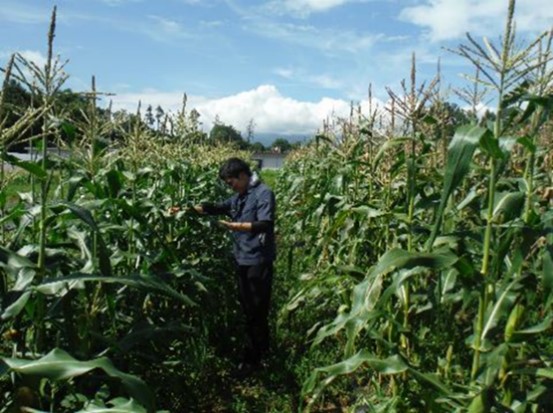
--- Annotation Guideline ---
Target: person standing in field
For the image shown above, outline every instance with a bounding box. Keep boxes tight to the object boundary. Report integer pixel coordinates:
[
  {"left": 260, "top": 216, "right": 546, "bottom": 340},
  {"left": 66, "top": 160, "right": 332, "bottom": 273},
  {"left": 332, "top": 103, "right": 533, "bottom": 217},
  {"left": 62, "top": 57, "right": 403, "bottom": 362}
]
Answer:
[{"left": 170, "top": 157, "right": 276, "bottom": 373}]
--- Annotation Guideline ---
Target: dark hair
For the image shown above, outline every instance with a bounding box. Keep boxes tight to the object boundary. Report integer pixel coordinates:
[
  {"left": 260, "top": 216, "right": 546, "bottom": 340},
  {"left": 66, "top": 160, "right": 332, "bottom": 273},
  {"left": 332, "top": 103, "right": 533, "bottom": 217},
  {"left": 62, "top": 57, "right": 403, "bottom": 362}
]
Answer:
[{"left": 218, "top": 157, "right": 252, "bottom": 180}]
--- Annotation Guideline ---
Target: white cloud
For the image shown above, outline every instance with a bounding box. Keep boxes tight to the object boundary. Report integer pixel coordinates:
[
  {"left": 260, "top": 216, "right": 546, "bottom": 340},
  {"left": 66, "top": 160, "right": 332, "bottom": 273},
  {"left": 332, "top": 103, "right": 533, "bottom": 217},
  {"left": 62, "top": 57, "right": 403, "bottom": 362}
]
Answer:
[
  {"left": 272, "top": 0, "right": 349, "bottom": 15},
  {"left": 0, "top": 50, "right": 53, "bottom": 86},
  {"left": 131, "top": 15, "right": 197, "bottom": 43},
  {"left": 308, "top": 74, "right": 343, "bottom": 89},
  {"left": 99, "top": 0, "right": 144, "bottom": 6},
  {"left": 264, "top": 0, "right": 367, "bottom": 17},
  {"left": 248, "top": 21, "right": 382, "bottom": 53},
  {"left": 273, "top": 67, "right": 344, "bottom": 89},
  {"left": 273, "top": 67, "right": 295, "bottom": 79},
  {"left": 0, "top": 3, "right": 49, "bottom": 24},
  {"left": 106, "top": 89, "right": 183, "bottom": 115},
  {"left": 108, "top": 84, "right": 379, "bottom": 136},
  {"left": 148, "top": 15, "right": 184, "bottom": 34},
  {"left": 400, "top": 0, "right": 553, "bottom": 42},
  {"left": 200, "top": 20, "right": 224, "bottom": 28},
  {"left": 462, "top": 102, "right": 494, "bottom": 119},
  {"left": 17, "top": 50, "right": 48, "bottom": 69}
]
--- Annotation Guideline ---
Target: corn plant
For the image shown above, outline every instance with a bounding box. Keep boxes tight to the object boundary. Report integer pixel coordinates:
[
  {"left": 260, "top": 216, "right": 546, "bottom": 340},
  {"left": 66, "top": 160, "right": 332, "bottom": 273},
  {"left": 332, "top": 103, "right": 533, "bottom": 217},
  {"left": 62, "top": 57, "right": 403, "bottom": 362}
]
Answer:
[
  {"left": 276, "top": 1, "right": 553, "bottom": 411},
  {"left": 0, "top": 7, "right": 257, "bottom": 411}
]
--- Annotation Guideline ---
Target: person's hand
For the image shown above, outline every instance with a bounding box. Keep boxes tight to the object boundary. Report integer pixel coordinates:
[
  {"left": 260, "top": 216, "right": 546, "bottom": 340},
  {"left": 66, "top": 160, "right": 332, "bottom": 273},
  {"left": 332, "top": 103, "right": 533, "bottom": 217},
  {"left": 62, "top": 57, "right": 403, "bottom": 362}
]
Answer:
[
  {"left": 218, "top": 220, "right": 233, "bottom": 230},
  {"left": 168, "top": 206, "right": 181, "bottom": 215},
  {"left": 218, "top": 221, "right": 251, "bottom": 231},
  {"left": 218, "top": 220, "right": 240, "bottom": 231},
  {"left": 168, "top": 205, "right": 203, "bottom": 215}
]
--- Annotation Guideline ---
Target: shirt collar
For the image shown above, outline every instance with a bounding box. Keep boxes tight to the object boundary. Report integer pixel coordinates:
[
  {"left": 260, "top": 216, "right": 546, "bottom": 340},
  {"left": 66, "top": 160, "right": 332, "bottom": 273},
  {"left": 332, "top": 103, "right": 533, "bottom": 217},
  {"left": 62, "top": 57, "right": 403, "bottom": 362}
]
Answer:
[{"left": 247, "top": 172, "right": 261, "bottom": 192}]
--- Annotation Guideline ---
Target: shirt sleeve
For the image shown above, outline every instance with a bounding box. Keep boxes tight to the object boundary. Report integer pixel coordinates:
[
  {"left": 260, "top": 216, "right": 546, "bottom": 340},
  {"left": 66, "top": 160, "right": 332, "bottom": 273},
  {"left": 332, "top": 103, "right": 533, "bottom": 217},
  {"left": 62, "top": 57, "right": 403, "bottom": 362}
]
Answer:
[
  {"left": 256, "top": 188, "right": 275, "bottom": 222},
  {"left": 251, "top": 220, "right": 272, "bottom": 233},
  {"left": 201, "top": 197, "right": 232, "bottom": 216}
]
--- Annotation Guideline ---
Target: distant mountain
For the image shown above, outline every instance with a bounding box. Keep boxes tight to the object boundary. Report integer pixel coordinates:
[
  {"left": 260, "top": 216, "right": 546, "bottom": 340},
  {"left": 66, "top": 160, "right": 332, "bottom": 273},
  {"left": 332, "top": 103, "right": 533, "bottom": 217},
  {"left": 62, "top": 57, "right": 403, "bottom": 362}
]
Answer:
[{"left": 249, "top": 133, "right": 312, "bottom": 146}]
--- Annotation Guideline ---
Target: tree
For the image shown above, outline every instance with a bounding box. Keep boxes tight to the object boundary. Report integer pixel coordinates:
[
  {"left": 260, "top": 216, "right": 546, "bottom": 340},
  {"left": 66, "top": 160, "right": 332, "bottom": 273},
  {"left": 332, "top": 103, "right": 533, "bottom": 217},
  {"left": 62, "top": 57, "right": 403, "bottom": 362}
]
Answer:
[
  {"left": 250, "top": 142, "right": 266, "bottom": 153},
  {"left": 209, "top": 123, "right": 247, "bottom": 149},
  {"left": 155, "top": 105, "right": 164, "bottom": 131},
  {"left": 145, "top": 105, "right": 155, "bottom": 128},
  {"left": 270, "top": 137, "right": 292, "bottom": 153},
  {"left": 246, "top": 118, "right": 256, "bottom": 143}
]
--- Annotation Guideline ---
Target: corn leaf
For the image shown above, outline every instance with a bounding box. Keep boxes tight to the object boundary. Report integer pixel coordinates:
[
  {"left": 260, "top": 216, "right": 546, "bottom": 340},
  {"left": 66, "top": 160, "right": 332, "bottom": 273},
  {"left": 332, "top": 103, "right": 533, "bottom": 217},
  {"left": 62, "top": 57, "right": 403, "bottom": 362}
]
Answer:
[
  {"left": 76, "top": 398, "right": 148, "bottom": 413},
  {"left": 1, "top": 291, "right": 31, "bottom": 320},
  {"left": 492, "top": 191, "right": 525, "bottom": 222},
  {"left": 35, "top": 273, "right": 196, "bottom": 307},
  {"left": 0, "top": 151, "right": 47, "bottom": 179},
  {"left": 302, "top": 351, "right": 407, "bottom": 405},
  {"left": 0, "top": 349, "right": 155, "bottom": 413},
  {"left": 481, "top": 278, "right": 522, "bottom": 342},
  {"left": 314, "top": 249, "right": 458, "bottom": 348},
  {"left": 543, "top": 249, "right": 553, "bottom": 307},
  {"left": 467, "top": 388, "right": 493, "bottom": 413},
  {"left": 427, "top": 125, "right": 490, "bottom": 250}
]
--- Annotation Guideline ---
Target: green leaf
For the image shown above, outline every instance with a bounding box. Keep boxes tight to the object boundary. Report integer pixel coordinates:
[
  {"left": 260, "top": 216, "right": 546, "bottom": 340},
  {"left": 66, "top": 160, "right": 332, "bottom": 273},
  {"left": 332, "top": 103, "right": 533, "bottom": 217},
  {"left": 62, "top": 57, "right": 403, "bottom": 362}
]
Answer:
[
  {"left": 0, "top": 349, "right": 155, "bottom": 413},
  {"left": 0, "top": 204, "right": 25, "bottom": 226},
  {"left": 1, "top": 291, "right": 31, "bottom": 320},
  {"left": 519, "top": 94, "right": 553, "bottom": 126},
  {"left": 407, "top": 368, "right": 451, "bottom": 395},
  {"left": 0, "top": 151, "right": 47, "bottom": 179},
  {"left": 481, "top": 278, "right": 521, "bottom": 343},
  {"left": 0, "top": 246, "right": 37, "bottom": 307},
  {"left": 467, "top": 388, "right": 493, "bottom": 413},
  {"left": 61, "top": 120, "right": 77, "bottom": 139},
  {"left": 517, "top": 136, "right": 537, "bottom": 154},
  {"left": 373, "top": 137, "right": 409, "bottom": 169},
  {"left": 314, "top": 249, "right": 458, "bottom": 348},
  {"left": 501, "top": 80, "right": 530, "bottom": 108},
  {"left": 512, "top": 367, "right": 553, "bottom": 380},
  {"left": 369, "top": 248, "right": 459, "bottom": 278},
  {"left": 116, "top": 322, "right": 193, "bottom": 352},
  {"left": 513, "top": 316, "right": 553, "bottom": 336},
  {"left": 427, "top": 125, "right": 490, "bottom": 250},
  {"left": 543, "top": 249, "right": 553, "bottom": 307},
  {"left": 535, "top": 368, "right": 553, "bottom": 379},
  {"left": 76, "top": 398, "right": 148, "bottom": 413},
  {"left": 422, "top": 114, "right": 438, "bottom": 125},
  {"left": 0, "top": 245, "right": 37, "bottom": 271},
  {"left": 303, "top": 351, "right": 407, "bottom": 401},
  {"left": 318, "top": 352, "right": 407, "bottom": 376},
  {"left": 351, "top": 205, "right": 386, "bottom": 218},
  {"left": 54, "top": 202, "right": 112, "bottom": 276},
  {"left": 479, "top": 131, "right": 504, "bottom": 159},
  {"left": 492, "top": 192, "right": 524, "bottom": 223},
  {"left": 58, "top": 202, "right": 99, "bottom": 231},
  {"left": 35, "top": 273, "right": 196, "bottom": 307},
  {"left": 106, "top": 169, "right": 123, "bottom": 198}
]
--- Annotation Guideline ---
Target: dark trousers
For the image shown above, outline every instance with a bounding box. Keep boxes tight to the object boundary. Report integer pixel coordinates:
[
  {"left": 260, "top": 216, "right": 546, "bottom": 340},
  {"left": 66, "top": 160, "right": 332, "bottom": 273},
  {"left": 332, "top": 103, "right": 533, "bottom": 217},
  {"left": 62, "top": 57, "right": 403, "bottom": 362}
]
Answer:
[{"left": 236, "top": 261, "right": 273, "bottom": 364}]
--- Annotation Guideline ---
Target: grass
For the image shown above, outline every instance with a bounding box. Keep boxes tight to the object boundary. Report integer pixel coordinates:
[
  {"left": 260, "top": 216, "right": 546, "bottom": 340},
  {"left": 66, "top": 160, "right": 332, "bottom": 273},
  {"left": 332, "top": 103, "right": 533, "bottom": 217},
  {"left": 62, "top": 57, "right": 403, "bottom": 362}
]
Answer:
[
  {"left": 2, "top": 170, "right": 31, "bottom": 206},
  {"left": 260, "top": 168, "right": 279, "bottom": 189}
]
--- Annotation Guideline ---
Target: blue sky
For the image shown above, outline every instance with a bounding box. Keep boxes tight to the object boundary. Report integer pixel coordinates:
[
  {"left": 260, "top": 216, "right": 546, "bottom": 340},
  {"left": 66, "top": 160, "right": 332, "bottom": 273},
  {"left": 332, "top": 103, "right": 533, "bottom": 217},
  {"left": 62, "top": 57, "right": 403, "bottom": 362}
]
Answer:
[{"left": 1, "top": 0, "right": 552, "bottom": 142}]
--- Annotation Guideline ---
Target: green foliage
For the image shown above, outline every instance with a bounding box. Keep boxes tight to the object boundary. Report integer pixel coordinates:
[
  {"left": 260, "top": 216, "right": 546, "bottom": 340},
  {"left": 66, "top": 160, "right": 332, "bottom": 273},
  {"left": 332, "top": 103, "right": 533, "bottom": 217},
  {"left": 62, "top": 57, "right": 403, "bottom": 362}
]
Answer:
[
  {"left": 2, "top": 2, "right": 553, "bottom": 412},
  {"left": 1, "top": 349, "right": 155, "bottom": 412},
  {"left": 209, "top": 123, "right": 247, "bottom": 149},
  {"left": 273, "top": 6, "right": 553, "bottom": 408},
  {"left": 271, "top": 137, "right": 293, "bottom": 152}
]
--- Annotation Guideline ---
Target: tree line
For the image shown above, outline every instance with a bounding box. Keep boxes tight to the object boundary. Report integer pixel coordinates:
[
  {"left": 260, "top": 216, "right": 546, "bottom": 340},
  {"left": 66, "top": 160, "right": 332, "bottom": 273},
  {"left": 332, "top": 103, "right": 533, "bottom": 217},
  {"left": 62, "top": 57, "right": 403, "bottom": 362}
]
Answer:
[{"left": 1, "top": 79, "right": 300, "bottom": 154}]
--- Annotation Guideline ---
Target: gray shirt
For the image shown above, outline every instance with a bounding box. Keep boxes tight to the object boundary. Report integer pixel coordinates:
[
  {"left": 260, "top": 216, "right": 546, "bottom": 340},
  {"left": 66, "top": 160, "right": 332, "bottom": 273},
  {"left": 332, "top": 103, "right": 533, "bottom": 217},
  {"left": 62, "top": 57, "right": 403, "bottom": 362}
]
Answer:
[{"left": 203, "top": 179, "right": 276, "bottom": 265}]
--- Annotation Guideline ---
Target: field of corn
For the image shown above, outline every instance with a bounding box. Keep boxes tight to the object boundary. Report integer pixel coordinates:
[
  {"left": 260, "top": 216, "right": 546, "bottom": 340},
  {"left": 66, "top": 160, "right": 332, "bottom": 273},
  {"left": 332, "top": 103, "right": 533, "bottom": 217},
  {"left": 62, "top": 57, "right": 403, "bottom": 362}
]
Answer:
[{"left": 1, "top": 1, "right": 553, "bottom": 412}]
